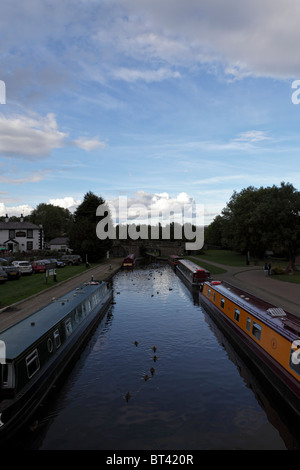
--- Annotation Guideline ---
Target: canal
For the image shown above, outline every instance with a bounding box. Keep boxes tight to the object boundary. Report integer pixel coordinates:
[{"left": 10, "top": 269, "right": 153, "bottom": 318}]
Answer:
[{"left": 14, "top": 263, "right": 300, "bottom": 450}]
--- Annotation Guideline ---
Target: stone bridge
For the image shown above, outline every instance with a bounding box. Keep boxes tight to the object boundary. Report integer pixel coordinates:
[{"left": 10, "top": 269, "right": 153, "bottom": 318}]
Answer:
[{"left": 110, "top": 239, "right": 186, "bottom": 258}]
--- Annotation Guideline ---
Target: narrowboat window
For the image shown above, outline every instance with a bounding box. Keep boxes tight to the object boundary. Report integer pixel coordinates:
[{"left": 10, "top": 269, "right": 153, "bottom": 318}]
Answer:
[
  {"left": 289, "top": 341, "right": 300, "bottom": 376},
  {"left": 47, "top": 337, "right": 54, "bottom": 353},
  {"left": 220, "top": 298, "right": 225, "bottom": 308},
  {"left": 65, "top": 318, "right": 73, "bottom": 337},
  {"left": 234, "top": 308, "right": 240, "bottom": 322},
  {"left": 207, "top": 289, "right": 211, "bottom": 298},
  {"left": 26, "top": 349, "right": 40, "bottom": 379},
  {"left": 54, "top": 329, "right": 61, "bottom": 348},
  {"left": 213, "top": 293, "right": 216, "bottom": 302},
  {"left": 1, "top": 363, "right": 15, "bottom": 388},
  {"left": 252, "top": 321, "right": 262, "bottom": 341},
  {"left": 246, "top": 317, "right": 251, "bottom": 332}
]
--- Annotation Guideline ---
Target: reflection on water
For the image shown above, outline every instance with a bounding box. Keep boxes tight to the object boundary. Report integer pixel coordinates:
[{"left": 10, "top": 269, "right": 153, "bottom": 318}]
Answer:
[{"left": 12, "top": 264, "right": 300, "bottom": 449}]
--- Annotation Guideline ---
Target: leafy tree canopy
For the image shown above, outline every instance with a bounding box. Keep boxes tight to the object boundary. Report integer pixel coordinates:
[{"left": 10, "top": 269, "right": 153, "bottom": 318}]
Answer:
[
  {"left": 206, "top": 182, "right": 300, "bottom": 262},
  {"left": 69, "top": 191, "right": 113, "bottom": 262}
]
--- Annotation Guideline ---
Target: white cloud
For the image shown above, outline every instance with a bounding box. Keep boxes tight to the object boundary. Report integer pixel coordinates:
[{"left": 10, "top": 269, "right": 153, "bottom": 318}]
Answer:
[
  {"left": 0, "top": 170, "right": 51, "bottom": 185},
  {"left": 0, "top": 202, "right": 33, "bottom": 217},
  {"left": 112, "top": 67, "right": 181, "bottom": 83},
  {"left": 0, "top": 112, "right": 66, "bottom": 159},
  {"left": 74, "top": 137, "right": 106, "bottom": 151},
  {"left": 48, "top": 197, "right": 82, "bottom": 212},
  {"left": 233, "top": 130, "right": 271, "bottom": 143}
]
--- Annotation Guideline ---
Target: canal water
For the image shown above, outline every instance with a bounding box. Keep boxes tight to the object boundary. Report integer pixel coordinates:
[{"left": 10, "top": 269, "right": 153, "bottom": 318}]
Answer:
[{"left": 15, "top": 264, "right": 300, "bottom": 450}]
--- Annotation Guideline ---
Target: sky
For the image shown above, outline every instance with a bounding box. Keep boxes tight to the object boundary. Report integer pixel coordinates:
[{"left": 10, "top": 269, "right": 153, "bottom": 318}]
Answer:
[{"left": 1, "top": 0, "right": 300, "bottom": 227}]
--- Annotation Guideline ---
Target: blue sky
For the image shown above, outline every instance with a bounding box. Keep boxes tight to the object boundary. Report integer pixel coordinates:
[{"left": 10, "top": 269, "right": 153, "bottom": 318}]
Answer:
[{"left": 1, "top": 0, "right": 300, "bottom": 225}]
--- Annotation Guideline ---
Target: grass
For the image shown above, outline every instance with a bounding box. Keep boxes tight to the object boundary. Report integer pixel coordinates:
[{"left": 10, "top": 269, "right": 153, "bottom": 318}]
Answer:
[
  {"left": 190, "top": 249, "right": 300, "bottom": 284},
  {"left": 191, "top": 249, "right": 249, "bottom": 267},
  {"left": 0, "top": 264, "right": 98, "bottom": 307}
]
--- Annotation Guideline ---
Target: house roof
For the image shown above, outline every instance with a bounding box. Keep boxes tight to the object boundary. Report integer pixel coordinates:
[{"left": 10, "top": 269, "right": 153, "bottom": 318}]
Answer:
[
  {"left": 49, "top": 237, "right": 69, "bottom": 245},
  {"left": 0, "top": 221, "right": 41, "bottom": 230}
]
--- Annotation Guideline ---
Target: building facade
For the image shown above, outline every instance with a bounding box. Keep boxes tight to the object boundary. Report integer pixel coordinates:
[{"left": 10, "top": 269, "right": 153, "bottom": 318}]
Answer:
[{"left": 0, "top": 215, "right": 44, "bottom": 253}]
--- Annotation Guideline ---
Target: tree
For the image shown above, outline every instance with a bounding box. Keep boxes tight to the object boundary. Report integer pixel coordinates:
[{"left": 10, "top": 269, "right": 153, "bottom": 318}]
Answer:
[
  {"left": 69, "top": 191, "right": 113, "bottom": 262},
  {"left": 206, "top": 182, "right": 300, "bottom": 264},
  {"left": 28, "top": 203, "right": 73, "bottom": 241}
]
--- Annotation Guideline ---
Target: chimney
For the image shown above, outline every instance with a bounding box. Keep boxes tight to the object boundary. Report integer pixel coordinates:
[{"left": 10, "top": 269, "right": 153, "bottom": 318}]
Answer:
[
  {"left": 20, "top": 214, "right": 24, "bottom": 222},
  {"left": 5, "top": 214, "right": 9, "bottom": 223}
]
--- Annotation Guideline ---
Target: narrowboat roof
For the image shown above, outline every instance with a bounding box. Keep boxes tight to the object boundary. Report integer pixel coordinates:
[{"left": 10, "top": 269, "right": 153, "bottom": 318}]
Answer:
[
  {"left": 205, "top": 280, "right": 300, "bottom": 340},
  {"left": 0, "top": 280, "right": 108, "bottom": 360},
  {"left": 179, "top": 259, "right": 209, "bottom": 272}
]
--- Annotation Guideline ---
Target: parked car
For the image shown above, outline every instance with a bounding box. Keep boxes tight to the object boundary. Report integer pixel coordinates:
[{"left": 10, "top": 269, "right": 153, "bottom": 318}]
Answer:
[
  {"left": 0, "top": 267, "right": 8, "bottom": 283},
  {"left": 49, "top": 258, "right": 65, "bottom": 268},
  {"left": 32, "top": 259, "right": 51, "bottom": 273},
  {"left": 60, "top": 254, "right": 82, "bottom": 265},
  {"left": 0, "top": 258, "right": 20, "bottom": 280},
  {"left": 12, "top": 260, "right": 33, "bottom": 275}
]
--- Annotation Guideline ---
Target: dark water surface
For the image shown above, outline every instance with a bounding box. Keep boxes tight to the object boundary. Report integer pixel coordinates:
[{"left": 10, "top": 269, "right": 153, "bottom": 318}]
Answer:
[{"left": 16, "top": 264, "right": 300, "bottom": 450}]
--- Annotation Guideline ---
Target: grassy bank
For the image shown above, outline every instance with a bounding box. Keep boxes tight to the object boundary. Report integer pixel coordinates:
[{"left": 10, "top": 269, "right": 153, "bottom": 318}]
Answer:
[{"left": 0, "top": 264, "right": 98, "bottom": 307}]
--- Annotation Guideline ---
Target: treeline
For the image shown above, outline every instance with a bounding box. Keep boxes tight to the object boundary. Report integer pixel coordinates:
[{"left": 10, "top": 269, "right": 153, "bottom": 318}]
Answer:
[
  {"left": 2, "top": 182, "right": 299, "bottom": 264},
  {"left": 205, "top": 182, "right": 300, "bottom": 265}
]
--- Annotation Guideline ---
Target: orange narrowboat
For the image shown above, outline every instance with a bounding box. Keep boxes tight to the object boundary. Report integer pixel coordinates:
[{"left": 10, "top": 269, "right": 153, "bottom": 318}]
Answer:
[{"left": 199, "top": 280, "right": 300, "bottom": 416}]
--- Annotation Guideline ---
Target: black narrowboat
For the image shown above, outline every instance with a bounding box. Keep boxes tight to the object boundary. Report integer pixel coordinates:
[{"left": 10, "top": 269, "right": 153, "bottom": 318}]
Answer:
[{"left": 0, "top": 278, "right": 112, "bottom": 443}]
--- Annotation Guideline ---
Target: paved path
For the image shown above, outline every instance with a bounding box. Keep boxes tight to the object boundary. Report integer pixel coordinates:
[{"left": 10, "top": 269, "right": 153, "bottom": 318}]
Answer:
[
  {"left": 194, "top": 257, "right": 300, "bottom": 317},
  {"left": 0, "top": 259, "right": 123, "bottom": 332}
]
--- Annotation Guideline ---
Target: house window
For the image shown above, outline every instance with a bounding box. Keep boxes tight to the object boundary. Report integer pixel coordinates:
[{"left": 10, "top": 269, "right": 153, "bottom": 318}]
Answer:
[
  {"left": 27, "top": 229, "right": 33, "bottom": 238},
  {"left": 252, "top": 321, "right": 262, "bottom": 341},
  {"left": 234, "top": 308, "right": 240, "bottom": 322},
  {"left": 27, "top": 241, "right": 33, "bottom": 250},
  {"left": 9, "top": 229, "right": 15, "bottom": 239}
]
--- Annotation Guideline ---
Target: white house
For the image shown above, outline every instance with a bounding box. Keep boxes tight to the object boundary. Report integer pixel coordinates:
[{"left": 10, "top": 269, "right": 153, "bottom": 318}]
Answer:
[
  {"left": 0, "top": 215, "right": 44, "bottom": 253},
  {"left": 48, "top": 237, "right": 70, "bottom": 252}
]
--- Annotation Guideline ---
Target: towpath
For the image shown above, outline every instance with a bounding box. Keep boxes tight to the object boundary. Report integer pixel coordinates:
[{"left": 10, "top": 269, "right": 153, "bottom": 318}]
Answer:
[
  {"left": 0, "top": 259, "right": 123, "bottom": 332},
  {"left": 193, "top": 257, "right": 300, "bottom": 318}
]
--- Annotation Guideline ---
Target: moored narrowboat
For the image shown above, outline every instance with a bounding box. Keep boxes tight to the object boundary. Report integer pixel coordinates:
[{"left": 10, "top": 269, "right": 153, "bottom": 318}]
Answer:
[
  {"left": 199, "top": 280, "right": 300, "bottom": 415},
  {"left": 0, "top": 278, "right": 113, "bottom": 443},
  {"left": 176, "top": 259, "right": 210, "bottom": 286},
  {"left": 122, "top": 254, "right": 136, "bottom": 268},
  {"left": 167, "top": 255, "right": 183, "bottom": 267}
]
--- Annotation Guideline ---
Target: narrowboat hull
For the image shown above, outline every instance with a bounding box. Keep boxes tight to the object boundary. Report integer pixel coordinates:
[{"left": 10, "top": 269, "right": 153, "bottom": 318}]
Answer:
[
  {"left": 176, "top": 259, "right": 210, "bottom": 287},
  {"left": 0, "top": 280, "right": 113, "bottom": 444},
  {"left": 199, "top": 281, "right": 300, "bottom": 417}
]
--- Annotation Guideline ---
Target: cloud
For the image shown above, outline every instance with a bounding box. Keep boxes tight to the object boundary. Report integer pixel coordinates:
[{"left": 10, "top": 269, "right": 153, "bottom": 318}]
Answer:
[
  {"left": 0, "top": 111, "right": 106, "bottom": 160},
  {"left": 112, "top": 67, "right": 181, "bottom": 83},
  {"left": 74, "top": 137, "right": 106, "bottom": 151},
  {"left": 233, "top": 130, "right": 271, "bottom": 143},
  {"left": 0, "top": 202, "right": 33, "bottom": 217},
  {"left": 109, "top": 191, "right": 198, "bottom": 225},
  {"left": 48, "top": 197, "right": 82, "bottom": 212},
  {"left": 0, "top": 112, "right": 66, "bottom": 159},
  {"left": 0, "top": 170, "right": 51, "bottom": 185}
]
